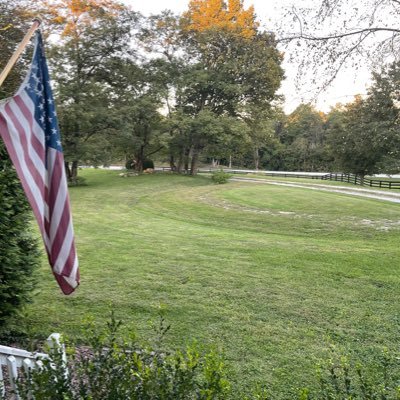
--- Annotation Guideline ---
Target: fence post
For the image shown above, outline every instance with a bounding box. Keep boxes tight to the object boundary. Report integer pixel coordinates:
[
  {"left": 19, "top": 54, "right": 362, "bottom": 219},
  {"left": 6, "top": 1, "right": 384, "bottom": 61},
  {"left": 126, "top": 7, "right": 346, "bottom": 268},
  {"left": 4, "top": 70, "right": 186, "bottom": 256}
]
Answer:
[
  {"left": 0, "top": 362, "right": 4, "bottom": 398},
  {"left": 46, "top": 333, "right": 68, "bottom": 379},
  {"left": 6, "top": 356, "right": 20, "bottom": 400}
]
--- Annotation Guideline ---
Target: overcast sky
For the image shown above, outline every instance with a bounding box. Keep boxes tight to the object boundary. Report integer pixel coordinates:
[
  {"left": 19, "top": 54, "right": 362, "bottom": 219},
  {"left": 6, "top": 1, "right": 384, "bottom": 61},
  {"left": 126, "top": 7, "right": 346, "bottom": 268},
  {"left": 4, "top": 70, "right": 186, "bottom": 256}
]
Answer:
[{"left": 122, "top": 0, "right": 371, "bottom": 113}]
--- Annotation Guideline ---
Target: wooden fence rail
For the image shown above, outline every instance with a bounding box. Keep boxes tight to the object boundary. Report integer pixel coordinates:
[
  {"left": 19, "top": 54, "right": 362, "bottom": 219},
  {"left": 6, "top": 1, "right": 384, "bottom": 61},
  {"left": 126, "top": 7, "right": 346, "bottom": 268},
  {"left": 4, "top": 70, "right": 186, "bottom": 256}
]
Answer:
[{"left": 321, "top": 173, "right": 400, "bottom": 189}]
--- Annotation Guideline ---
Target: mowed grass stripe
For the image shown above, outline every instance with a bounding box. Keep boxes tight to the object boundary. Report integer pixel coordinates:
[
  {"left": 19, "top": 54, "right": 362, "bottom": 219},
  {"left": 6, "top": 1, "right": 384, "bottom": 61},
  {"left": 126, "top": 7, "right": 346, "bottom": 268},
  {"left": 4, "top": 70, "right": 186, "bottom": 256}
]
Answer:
[{"left": 25, "top": 169, "right": 400, "bottom": 394}]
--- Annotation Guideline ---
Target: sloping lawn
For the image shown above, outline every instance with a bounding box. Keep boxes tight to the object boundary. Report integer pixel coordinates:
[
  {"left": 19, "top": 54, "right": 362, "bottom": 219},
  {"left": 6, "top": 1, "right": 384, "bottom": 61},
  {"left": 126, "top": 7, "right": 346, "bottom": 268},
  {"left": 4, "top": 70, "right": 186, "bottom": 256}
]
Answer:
[{"left": 25, "top": 169, "right": 400, "bottom": 395}]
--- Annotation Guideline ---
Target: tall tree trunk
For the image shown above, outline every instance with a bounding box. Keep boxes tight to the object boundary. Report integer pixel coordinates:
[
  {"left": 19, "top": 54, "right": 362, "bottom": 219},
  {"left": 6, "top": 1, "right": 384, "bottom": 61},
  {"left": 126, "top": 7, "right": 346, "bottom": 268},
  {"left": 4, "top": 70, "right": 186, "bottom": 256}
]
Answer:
[
  {"left": 190, "top": 148, "right": 199, "bottom": 176},
  {"left": 71, "top": 161, "right": 78, "bottom": 182},
  {"left": 65, "top": 161, "right": 72, "bottom": 182},
  {"left": 184, "top": 147, "right": 191, "bottom": 173},
  {"left": 254, "top": 148, "right": 260, "bottom": 170},
  {"left": 169, "top": 155, "right": 176, "bottom": 171},
  {"left": 229, "top": 155, "right": 232, "bottom": 169},
  {"left": 177, "top": 146, "right": 186, "bottom": 173},
  {"left": 135, "top": 146, "right": 145, "bottom": 173}
]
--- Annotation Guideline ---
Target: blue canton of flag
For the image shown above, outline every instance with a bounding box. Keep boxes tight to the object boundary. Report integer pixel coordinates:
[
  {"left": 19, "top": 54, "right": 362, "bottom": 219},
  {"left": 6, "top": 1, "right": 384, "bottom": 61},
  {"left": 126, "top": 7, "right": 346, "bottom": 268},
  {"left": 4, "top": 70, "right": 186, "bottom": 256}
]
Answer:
[{"left": 26, "top": 34, "right": 63, "bottom": 153}]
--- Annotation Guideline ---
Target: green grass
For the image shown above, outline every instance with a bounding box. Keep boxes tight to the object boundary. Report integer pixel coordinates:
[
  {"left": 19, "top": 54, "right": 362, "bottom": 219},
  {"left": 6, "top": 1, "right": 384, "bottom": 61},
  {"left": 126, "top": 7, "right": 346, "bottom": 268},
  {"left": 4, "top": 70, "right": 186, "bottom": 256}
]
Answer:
[{"left": 25, "top": 169, "right": 400, "bottom": 396}]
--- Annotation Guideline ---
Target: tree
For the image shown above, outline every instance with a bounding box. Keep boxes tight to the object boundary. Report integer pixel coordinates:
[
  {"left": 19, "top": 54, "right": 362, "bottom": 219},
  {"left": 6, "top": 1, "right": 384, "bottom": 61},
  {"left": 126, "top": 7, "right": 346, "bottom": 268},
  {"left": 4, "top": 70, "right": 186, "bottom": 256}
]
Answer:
[
  {"left": 0, "top": 0, "right": 32, "bottom": 98},
  {"left": 183, "top": 0, "right": 258, "bottom": 38},
  {"left": 243, "top": 105, "right": 280, "bottom": 170},
  {"left": 278, "top": 0, "right": 400, "bottom": 93},
  {"left": 138, "top": 4, "right": 283, "bottom": 175},
  {"left": 327, "top": 59, "right": 400, "bottom": 178},
  {"left": 281, "top": 104, "right": 331, "bottom": 171},
  {"left": 116, "top": 94, "right": 166, "bottom": 172},
  {"left": 35, "top": 0, "right": 138, "bottom": 181},
  {"left": 180, "top": 25, "right": 283, "bottom": 172}
]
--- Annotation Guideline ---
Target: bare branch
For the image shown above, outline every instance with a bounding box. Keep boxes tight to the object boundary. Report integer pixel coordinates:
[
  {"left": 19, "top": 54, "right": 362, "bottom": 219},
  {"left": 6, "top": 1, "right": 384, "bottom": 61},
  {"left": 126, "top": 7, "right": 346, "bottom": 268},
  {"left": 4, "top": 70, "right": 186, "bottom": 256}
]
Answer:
[{"left": 279, "top": 27, "right": 400, "bottom": 43}]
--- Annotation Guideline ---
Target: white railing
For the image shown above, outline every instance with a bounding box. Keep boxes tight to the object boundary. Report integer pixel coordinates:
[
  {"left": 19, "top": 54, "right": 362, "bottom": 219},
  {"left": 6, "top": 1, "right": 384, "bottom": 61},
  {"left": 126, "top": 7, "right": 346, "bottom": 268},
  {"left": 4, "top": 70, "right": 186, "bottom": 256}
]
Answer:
[{"left": 0, "top": 333, "right": 65, "bottom": 400}]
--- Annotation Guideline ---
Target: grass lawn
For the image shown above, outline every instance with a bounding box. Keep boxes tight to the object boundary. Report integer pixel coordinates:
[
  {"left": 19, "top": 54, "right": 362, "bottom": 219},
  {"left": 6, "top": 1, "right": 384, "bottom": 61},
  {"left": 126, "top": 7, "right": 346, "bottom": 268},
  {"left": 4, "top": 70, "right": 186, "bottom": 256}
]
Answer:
[{"left": 25, "top": 169, "right": 400, "bottom": 396}]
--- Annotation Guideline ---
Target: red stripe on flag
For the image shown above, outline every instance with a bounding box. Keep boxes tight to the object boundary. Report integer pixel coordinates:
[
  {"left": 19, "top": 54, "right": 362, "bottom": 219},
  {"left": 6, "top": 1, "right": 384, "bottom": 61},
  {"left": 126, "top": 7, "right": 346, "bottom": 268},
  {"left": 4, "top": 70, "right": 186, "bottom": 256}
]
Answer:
[
  {"left": 0, "top": 114, "right": 45, "bottom": 234},
  {"left": 53, "top": 273, "right": 77, "bottom": 295},
  {"left": 47, "top": 151, "right": 63, "bottom": 222},
  {"left": 50, "top": 201, "right": 71, "bottom": 264},
  {"left": 4, "top": 103, "right": 45, "bottom": 194},
  {"left": 60, "top": 241, "right": 77, "bottom": 278}
]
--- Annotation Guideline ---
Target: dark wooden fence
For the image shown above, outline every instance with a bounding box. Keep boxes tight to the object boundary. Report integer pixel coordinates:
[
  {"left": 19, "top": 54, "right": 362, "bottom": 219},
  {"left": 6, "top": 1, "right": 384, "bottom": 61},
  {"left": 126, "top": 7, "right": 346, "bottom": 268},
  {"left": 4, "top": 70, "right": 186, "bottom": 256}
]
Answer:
[{"left": 322, "top": 173, "right": 400, "bottom": 189}]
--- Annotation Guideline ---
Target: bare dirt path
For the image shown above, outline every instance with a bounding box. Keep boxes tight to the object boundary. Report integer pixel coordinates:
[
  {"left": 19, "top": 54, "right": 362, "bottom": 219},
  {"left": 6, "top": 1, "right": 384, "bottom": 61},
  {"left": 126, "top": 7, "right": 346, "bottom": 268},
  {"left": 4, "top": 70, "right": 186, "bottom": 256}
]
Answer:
[{"left": 231, "top": 177, "right": 400, "bottom": 204}]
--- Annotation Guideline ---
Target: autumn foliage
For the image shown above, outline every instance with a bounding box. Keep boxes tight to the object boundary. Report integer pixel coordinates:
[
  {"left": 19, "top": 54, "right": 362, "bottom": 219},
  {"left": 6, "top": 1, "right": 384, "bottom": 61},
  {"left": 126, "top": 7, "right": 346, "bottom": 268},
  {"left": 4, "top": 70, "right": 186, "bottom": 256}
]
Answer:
[
  {"left": 183, "top": 0, "right": 258, "bottom": 38},
  {"left": 37, "top": 0, "right": 125, "bottom": 36}
]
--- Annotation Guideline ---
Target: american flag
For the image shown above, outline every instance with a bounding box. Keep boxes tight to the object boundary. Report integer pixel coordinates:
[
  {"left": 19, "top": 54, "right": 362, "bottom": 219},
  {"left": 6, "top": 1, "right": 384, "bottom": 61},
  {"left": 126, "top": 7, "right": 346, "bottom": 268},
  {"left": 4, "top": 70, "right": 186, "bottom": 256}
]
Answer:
[{"left": 0, "top": 31, "right": 79, "bottom": 295}]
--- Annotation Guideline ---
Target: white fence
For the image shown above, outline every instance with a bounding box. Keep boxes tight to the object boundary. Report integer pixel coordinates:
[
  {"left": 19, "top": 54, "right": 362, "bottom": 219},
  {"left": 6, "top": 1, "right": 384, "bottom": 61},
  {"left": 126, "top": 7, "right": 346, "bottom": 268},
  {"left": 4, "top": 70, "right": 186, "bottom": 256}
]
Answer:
[{"left": 0, "top": 333, "right": 65, "bottom": 400}]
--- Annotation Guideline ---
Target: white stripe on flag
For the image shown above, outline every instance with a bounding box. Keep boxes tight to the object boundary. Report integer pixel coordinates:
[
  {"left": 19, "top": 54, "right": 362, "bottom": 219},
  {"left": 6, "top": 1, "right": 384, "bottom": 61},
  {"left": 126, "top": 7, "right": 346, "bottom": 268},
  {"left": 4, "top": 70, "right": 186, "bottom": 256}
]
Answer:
[
  {"left": 53, "top": 220, "right": 74, "bottom": 274},
  {"left": 8, "top": 99, "right": 46, "bottom": 172}
]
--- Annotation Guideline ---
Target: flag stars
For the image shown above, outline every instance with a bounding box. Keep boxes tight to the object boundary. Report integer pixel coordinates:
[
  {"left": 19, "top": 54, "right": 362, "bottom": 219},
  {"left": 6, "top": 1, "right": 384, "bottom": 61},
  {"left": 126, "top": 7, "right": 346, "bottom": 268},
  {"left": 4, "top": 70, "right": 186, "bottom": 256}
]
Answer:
[{"left": 52, "top": 128, "right": 58, "bottom": 135}]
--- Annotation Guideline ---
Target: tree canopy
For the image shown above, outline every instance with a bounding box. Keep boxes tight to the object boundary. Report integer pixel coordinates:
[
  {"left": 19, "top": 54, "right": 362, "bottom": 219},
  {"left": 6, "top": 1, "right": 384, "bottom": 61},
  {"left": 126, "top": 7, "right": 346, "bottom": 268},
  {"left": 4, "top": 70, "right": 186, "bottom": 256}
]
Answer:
[
  {"left": 1, "top": 0, "right": 398, "bottom": 178},
  {"left": 183, "top": 0, "right": 258, "bottom": 38}
]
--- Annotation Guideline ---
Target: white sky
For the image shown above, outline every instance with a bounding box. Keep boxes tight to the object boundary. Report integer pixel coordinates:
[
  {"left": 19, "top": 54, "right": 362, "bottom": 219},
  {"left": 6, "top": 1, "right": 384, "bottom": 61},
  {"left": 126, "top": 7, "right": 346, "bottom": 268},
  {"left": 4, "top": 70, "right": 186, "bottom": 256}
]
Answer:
[{"left": 122, "top": 0, "right": 372, "bottom": 114}]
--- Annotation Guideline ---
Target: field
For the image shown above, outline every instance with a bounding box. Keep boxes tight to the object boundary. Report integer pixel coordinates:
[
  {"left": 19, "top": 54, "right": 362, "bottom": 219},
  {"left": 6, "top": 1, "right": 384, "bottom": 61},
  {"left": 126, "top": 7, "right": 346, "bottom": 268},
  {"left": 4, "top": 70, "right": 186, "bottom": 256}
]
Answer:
[{"left": 25, "top": 169, "right": 400, "bottom": 395}]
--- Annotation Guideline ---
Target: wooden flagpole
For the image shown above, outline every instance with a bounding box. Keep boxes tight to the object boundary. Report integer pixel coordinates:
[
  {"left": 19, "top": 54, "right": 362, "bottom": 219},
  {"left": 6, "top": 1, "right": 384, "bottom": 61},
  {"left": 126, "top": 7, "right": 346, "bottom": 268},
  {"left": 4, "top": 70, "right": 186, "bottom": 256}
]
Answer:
[{"left": 0, "top": 18, "right": 42, "bottom": 88}]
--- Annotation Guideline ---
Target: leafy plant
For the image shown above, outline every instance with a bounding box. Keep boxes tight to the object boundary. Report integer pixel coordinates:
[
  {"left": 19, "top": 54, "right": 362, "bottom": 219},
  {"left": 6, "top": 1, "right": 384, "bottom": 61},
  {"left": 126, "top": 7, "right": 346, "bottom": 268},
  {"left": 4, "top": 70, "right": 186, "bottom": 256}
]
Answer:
[
  {"left": 301, "top": 348, "right": 400, "bottom": 400},
  {"left": 16, "top": 312, "right": 230, "bottom": 400},
  {"left": 211, "top": 170, "right": 232, "bottom": 184}
]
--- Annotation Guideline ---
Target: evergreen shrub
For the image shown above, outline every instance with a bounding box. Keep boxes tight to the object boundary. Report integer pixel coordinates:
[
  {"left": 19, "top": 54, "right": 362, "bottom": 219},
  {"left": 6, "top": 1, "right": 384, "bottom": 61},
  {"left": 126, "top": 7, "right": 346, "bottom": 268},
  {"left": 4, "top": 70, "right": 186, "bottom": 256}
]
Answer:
[{"left": 0, "top": 142, "right": 40, "bottom": 339}]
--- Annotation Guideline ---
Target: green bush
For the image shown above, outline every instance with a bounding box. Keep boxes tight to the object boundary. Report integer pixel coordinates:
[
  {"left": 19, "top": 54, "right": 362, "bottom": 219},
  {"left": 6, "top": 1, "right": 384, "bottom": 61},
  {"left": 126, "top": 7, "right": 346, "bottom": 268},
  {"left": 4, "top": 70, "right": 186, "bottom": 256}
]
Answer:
[
  {"left": 0, "top": 142, "right": 40, "bottom": 339},
  {"left": 143, "top": 159, "right": 155, "bottom": 170},
  {"left": 211, "top": 170, "right": 232, "bottom": 184},
  {"left": 16, "top": 313, "right": 231, "bottom": 400},
  {"left": 12, "top": 314, "right": 400, "bottom": 400},
  {"left": 306, "top": 350, "right": 400, "bottom": 400}
]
